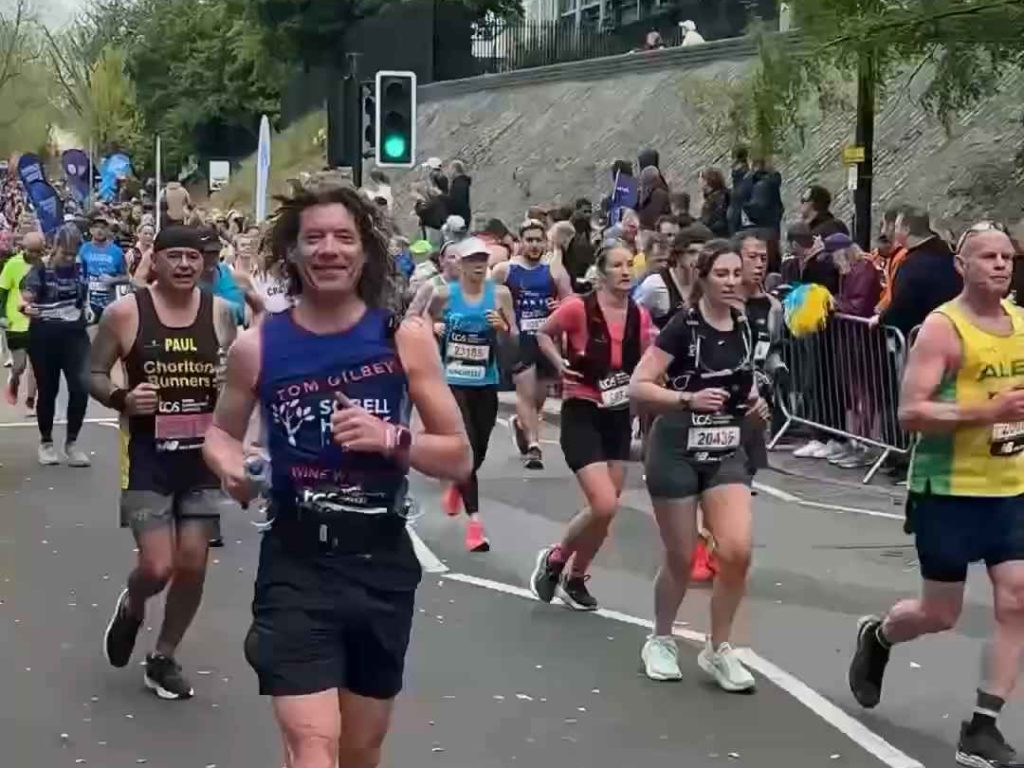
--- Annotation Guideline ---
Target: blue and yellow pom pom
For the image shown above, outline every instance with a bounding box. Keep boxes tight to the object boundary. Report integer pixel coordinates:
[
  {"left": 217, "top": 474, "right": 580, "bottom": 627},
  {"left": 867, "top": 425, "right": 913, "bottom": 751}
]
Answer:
[{"left": 783, "top": 283, "right": 833, "bottom": 337}]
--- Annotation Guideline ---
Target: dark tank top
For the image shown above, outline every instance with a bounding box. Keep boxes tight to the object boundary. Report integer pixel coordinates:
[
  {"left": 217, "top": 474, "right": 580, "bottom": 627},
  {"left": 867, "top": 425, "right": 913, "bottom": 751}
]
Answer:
[{"left": 122, "top": 288, "right": 221, "bottom": 492}]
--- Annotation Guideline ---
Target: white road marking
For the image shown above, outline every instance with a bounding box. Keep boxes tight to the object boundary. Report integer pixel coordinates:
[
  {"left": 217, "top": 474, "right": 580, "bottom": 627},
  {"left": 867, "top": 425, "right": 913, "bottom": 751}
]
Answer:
[
  {"left": 442, "top": 569, "right": 923, "bottom": 768},
  {"left": 752, "top": 481, "right": 801, "bottom": 503},
  {"left": 408, "top": 527, "right": 449, "bottom": 574},
  {"left": 0, "top": 417, "right": 117, "bottom": 429}
]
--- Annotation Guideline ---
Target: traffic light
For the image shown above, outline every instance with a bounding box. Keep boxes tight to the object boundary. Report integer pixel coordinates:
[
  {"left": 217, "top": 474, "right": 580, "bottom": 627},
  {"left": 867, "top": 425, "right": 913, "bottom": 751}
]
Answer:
[
  {"left": 362, "top": 82, "right": 376, "bottom": 157},
  {"left": 374, "top": 70, "right": 416, "bottom": 168}
]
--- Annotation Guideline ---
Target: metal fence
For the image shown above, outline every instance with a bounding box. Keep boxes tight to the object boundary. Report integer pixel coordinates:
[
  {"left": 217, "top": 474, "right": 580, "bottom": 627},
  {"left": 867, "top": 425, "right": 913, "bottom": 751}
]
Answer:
[{"left": 769, "top": 314, "right": 911, "bottom": 484}]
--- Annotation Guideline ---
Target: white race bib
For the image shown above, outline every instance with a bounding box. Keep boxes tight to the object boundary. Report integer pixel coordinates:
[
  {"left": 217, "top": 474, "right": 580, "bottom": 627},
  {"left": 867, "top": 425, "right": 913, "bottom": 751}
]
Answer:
[
  {"left": 991, "top": 421, "right": 1024, "bottom": 456},
  {"left": 87, "top": 278, "right": 107, "bottom": 293},
  {"left": 754, "top": 340, "right": 771, "bottom": 362},
  {"left": 520, "top": 316, "right": 544, "bottom": 333},
  {"left": 445, "top": 361, "right": 486, "bottom": 380},
  {"left": 597, "top": 371, "right": 630, "bottom": 410},
  {"left": 687, "top": 426, "right": 741, "bottom": 451},
  {"left": 447, "top": 341, "right": 489, "bottom": 362}
]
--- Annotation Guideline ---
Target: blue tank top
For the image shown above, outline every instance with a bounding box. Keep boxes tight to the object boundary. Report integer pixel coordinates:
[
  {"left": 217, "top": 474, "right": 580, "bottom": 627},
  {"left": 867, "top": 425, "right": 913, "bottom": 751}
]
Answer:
[
  {"left": 506, "top": 262, "right": 554, "bottom": 335},
  {"left": 207, "top": 264, "right": 245, "bottom": 325},
  {"left": 258, "top": 308, "right": 410, "bottom": 517},
  {"left": 443, "top": 281, "right": 499, "bottom": 387}
]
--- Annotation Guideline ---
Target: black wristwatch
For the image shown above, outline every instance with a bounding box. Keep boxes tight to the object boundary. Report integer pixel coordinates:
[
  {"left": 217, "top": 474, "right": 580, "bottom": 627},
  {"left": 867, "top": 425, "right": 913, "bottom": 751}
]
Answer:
[{"left": 109, "top": 388, "right": 129, "bottom": 414}]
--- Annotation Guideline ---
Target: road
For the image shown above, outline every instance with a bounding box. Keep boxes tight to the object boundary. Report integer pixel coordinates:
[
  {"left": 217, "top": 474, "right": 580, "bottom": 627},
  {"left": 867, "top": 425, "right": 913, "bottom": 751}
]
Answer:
[{"left": 0, "top": 394, "right": 1014, "bottom": 768}]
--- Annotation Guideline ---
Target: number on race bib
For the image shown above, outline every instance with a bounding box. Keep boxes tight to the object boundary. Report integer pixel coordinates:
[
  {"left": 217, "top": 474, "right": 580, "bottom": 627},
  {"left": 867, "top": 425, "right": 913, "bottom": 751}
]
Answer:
[
  {"left": 597, "top": 371, "right": 631, "bottom": 410},
  {"left": 687, "top": 426, "right": 741, "bottom": 450},
  {"left": 447, "top": 342, "right": 489, "bottom": 362},
  {"left": 990, "top": 421, "right": 1024, "bottom": 457}
]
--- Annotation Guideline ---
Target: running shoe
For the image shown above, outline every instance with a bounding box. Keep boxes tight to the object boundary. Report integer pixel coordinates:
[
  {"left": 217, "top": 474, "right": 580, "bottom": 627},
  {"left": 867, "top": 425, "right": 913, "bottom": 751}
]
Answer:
[
  {"left": 65, "top": 442, "right": 91, "bottom": 467},
  {"left": 4, "top": 374, "right": 17, "bottom": 405},
  {"left": 38, "top": 442, "right": 59, "bottom": 466},
  {"left": 208, "top": 537, "right": 224, "bottom": 548},
  {"left": 792, "top": 439, "right": 826, "bottom": 458},
  {"left": 956, "top": 720, "right": 1024, "bottom": 768},
  {"left": 523, "top": 444, "right": 544, "bottom": 470},
  {"left": 442, "top": 484, "right": 462, "bottom": 517},
  {"left": 144, "top": 653, "right": 194, "bottom": 700},
  {"left": 848, "top": 615, "right": 890, "bottom": 708},
  {"left": 24, "top": 396, "right": 34, "bottom": 417},
  {"left": 103, "top": 588, "right": 142, "bottom": 668},
  {"left": 641, "top": 635, "right": 683, "bottom": 681},
  {"left": 465, "top": 518, "right": 490, "bottom": 552},
  {"left": 509, "top": 414, "right": 528, "bottom": 456},
  {"left": 557, "top": 573, "right": 597, "bottom": 611},
  {"left": 697, "top": 640, "right": 755, "bottom": 692},
  {"left": 529, "top": 546, "right": 565, "bottom": 603}
]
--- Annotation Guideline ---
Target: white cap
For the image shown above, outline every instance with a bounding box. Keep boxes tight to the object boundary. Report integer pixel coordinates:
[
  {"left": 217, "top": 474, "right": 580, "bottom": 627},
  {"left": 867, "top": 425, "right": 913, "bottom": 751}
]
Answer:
[
  {"left": 454, "top": 236, "right": 490, "bottom": 259},
  {"left": 422, "top": 157, "right": 442, "bottom": 170}
]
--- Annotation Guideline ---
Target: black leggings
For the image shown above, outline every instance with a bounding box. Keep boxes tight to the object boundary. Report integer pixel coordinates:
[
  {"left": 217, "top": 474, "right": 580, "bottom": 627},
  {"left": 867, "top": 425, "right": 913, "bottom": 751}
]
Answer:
[
  {"left": 28, "top": 324, "right": 90, "bottom": 444},
  {"left": 451, "top": 386, "right": 498, "bottom": 515}
]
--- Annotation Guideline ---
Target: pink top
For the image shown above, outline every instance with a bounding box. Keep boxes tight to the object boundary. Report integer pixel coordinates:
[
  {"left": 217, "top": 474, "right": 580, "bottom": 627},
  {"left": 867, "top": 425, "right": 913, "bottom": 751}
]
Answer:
[{"left": 545, "top": 294, "right": 653, "bottom": 403}]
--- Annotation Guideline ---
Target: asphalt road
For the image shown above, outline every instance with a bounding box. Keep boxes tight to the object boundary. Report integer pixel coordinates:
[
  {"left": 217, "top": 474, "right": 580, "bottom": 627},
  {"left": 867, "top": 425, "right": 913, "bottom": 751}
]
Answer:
[{"left": 0, "top": 395, "right": 1015, "bottom": 768}]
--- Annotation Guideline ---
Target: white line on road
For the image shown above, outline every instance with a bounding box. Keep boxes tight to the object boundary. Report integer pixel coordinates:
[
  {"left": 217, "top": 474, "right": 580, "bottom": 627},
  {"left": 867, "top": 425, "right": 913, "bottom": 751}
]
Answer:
[
  {"left": 441, "top": 568, "right": 923, "bottom": 768},
  {"left": 408, "top": 527, "right": 449, "bottom": 574}
]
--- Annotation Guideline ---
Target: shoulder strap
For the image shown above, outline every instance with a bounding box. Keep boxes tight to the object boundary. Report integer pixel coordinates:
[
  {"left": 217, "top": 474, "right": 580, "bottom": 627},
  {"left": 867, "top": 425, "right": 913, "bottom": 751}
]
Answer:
[{"left": 622, "top": 298, "right": 642, "bottom": 373}]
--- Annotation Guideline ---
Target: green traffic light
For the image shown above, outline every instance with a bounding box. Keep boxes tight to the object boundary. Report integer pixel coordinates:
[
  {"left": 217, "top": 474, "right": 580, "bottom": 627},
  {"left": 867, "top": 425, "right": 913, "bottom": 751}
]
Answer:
[{"left": 383, "top": 134, "right": 407, "bottom": 160}]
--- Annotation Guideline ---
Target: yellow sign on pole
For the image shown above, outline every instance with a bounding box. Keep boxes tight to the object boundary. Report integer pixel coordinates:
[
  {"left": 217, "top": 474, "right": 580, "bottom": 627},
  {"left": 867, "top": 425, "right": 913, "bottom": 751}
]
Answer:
[{"left": 842, "top": 145, "right": 865, "bottom": 166}]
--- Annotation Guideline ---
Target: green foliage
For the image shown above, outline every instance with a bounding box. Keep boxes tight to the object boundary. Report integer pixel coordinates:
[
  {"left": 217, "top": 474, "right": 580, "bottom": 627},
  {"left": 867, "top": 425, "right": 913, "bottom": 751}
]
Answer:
[{"left": 0, "top": 0, "right": 57, "bottom": 157}]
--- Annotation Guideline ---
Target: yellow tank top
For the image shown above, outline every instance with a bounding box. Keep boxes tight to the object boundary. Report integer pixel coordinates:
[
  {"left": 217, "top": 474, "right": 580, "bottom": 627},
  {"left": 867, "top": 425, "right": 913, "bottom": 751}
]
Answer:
[{"left": 909, "top": 299, "right": 1024, "bottom": 497}]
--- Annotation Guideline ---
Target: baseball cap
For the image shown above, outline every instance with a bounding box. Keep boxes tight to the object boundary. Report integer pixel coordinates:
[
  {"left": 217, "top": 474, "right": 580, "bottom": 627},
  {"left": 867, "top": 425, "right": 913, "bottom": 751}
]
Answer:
[
  {"left": 154, "top": 225, "right": 205, "bottom": 253},
  {"left": 409, "top": 239, "right": 434, "bottom": 257},
  {"left": 822, "top": 233, "right": 854, "bottom": 253},
  {"left": 454, "top": 236, "right": 490, "bottom": 259}
]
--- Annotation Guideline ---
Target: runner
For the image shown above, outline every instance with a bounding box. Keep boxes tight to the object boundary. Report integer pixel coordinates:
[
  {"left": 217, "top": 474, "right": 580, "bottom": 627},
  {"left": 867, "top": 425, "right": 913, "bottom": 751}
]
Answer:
[
  {"left": 246, "top": 229, "right": 292, "bottom": 316},
  {"left": 407, "top": 238, "right": 462, "bottom": 316},
  {"left": 848, "top": 224, "right": 1024, "bottom": 768},
  {"left": 20, "top": 224, "right": 92, "bottom": 467},
  {"left": 198, "top": 226, "right": 263, "bottom": 326},
  {"left": 528, "top": 241, "right": 651, "bottom": 610},
  {"left": 126, "top": 221, "right": 156, "bottom": 280},
  {"left": 203, "top": 182, "right": 471, "bottom": 768},
  {"left": 89, "top": 224, "right": 236, "bottom": 699},
  {"left": 78, "top": 214, "right": 128, "bottom": 324},
  {"left": 1, "top": 231, "right": 41, "bottom": 413},
  {"left": 629, "top": 240, "right": 768, "bottom": 690},
  {"left": 421, "top": 235, "right": 518, "bottom": 552},
  {"left": 491, "top": 219, "right": 572, "bottom": 469}
]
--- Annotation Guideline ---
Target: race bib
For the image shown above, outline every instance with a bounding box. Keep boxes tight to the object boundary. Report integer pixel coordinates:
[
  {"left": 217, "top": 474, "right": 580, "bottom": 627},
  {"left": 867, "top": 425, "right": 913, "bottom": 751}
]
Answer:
[
  {"left": 991, "top": 421, "right": 1024, "bottom": 456},
  {"left": 687, "top": 425, "right": 742, "bottom": 450},
  {"left": 114, "top": 283, "right": 132, "bottom": 299},
  {"left": 38, "top": 302, "right": 81, "bottom": 322},
  {"left": 87, "top": 278, "right": 107, "bottom": 293},
  {"left": 155, "top": 412, "right": 213, "bottom": 449},
  {"left": 598, "top": 371, "right": 630, "bottom": 410},
  {"left": 445, "top": 361, "right": 486, "bottom": 380},
  {"left": 447, "top": 340, "right": 489, "bottom": 363},
  {"left": 754, "top": 339, "right": 771, "bottom": 362},
  {"left": 520, "top": 316, "right": 545, "bottom": 333}
]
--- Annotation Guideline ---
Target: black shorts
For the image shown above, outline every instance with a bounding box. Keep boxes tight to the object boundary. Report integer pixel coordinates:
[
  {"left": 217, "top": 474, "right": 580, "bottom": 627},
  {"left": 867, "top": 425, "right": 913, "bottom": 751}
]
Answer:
[
  {"left": 5, "top": 330, "right": 27, "bottom": 351},
  {"left": 644, "top": 412, "right": 752, "bottom": 499},
  {"left": 560, "top": 398, "right": 632, "bottom": 473},
  {"left": 244, "top": 530, "right": 419, "bottom": 699},
  {"left": 512, "top": 334, "right": 558, "bottom": 380},
  {"left": 910, "top": 492, "right": 1024, "bottom": 582}
]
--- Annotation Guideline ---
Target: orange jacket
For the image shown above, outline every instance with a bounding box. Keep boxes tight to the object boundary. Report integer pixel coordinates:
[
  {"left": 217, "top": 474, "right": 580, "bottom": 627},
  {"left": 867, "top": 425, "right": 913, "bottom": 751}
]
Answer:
[{"left": 875, "top": 246, "right": 908, "bottom": 312}]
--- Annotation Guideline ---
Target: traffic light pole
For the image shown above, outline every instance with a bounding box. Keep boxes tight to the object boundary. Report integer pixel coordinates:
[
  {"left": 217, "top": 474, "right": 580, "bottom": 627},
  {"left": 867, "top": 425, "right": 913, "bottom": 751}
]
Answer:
[{"left": 345, "top": 53, "right": 363, "bottom": 189}]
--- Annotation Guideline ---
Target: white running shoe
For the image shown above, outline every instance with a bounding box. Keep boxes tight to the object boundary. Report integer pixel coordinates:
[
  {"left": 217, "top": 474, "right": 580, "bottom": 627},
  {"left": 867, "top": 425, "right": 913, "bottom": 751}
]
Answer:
[
  {"left": 792, "top": 439, "right": 825, "bottom": 458},
  {"left": 697, "top": 640, "right": 756, "bottom": 692},
  {"left": 822, "top": 440, "right": 848, "bottom": 460},
  {"left": 65, "top": 442, "right": 91, "bottom": 467},
  {"left": 641, "top": 635, "right": 682, "bottom": 681},
  {"left": 38, "top": 442, "right": 60, "bottom": 466}
]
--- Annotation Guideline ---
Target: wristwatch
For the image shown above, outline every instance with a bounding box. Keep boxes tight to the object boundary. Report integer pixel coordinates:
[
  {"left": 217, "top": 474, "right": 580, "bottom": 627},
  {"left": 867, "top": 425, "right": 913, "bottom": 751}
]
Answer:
[
  {"left": 677, "top": 391, "right": 692, "bottom": 410},
  {"left": 392, "top": 425, "right": 413, "bottom": 467},
  {"left": 109, "top": 388, "right": 129, "bottom": 414}
]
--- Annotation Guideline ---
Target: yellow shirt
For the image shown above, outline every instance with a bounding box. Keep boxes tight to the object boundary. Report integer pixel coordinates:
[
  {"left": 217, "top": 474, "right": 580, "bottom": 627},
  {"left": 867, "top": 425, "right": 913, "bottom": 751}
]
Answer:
[
  {"left": 909, "top": 299, "right": 1024, "bottom": 497},
  {"left": 632, "top": 251, "right": 646, "bottom": 279}
]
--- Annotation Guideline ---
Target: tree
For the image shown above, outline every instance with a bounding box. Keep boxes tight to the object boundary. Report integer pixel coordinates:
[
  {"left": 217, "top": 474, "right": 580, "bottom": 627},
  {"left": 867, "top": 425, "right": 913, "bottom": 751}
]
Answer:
[{"left": 0, "top": 0, "right": 56, "bottom": 157}]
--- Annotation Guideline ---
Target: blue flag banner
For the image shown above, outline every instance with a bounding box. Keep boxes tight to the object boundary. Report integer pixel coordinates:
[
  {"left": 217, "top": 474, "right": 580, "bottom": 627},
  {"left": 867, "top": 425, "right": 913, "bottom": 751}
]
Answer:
[
  {"left": 17, "top": 153, "right": 46, "bottom": 187},
  {"left": 17, "top": 154, "right": 63, "bottom": 235},
  {"left": 62, "top": 149, "right": 91, "bottom": 204},
  {"left": 608, "top": 171, "right": 638, "bottom": 225},
  {"left": 98, "top": 153, "right": 132, "bottom": 202}
]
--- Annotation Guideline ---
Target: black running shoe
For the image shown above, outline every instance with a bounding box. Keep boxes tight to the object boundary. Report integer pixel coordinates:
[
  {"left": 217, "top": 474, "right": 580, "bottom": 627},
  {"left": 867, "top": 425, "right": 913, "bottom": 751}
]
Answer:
[
  {"left": 509, "top": 415, "right": 528, "bottom": 456},
  {"left": 956, "top": 720, "right": 1024, "bottom": 768},
  {"left": 848, "top": 615, "right": 890, "bottom": 708},
  {"left": 524, "top": 444, "right": 544, "bottom": 470},
  {"left": 144, "top": 654, "right": 194, "bottom": 700},
  {"left": 529, "top": 546, "right": 565, "bottom": 603},
  {"left": 103, "top": 589, "right": 142, "bottom": 668},
  {"left": 557, "top": 574, "right": 598, "bottom": 611}
]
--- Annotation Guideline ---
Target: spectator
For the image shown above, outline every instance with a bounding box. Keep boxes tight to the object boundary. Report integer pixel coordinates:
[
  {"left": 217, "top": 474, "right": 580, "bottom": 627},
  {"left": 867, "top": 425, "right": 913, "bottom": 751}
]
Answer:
[
  {"left": 680, "top": 19, "right": 705, "bottom": 46},
  {"left": 606, "top": 159, "right": 637, "bottom": 224},
  {"left": 544, "top": 221, "right": 576, "bottom": 270},
  {"left": 447, "top": 161, "right": 471, "bottom": 223},
  {"left": 669, "top": 191, "right": 694, "bottom": 226},
  {"left": 875, "top": 207, "right": 907, "bottom": 312},
  {"left": 413, "top": 179, "right": 449, "bottom": 245},
  {"left": 637, "top": 147, "right": 660, "bottom": 175},
  {"left": 636, "top": 165, "right": 671, "bottom": 230},
  {"left": 656, "top": 215, "right": 680, "bottom": 239},
  {"left": 727, "top": 146, "right": 750, "bottom": 234},
  {"left": 423, "top": 157, "right": 449, "bottom": 196},
  {"left": 800, "top": 185, "right": 849, "bottom": 238},
  {"left": 783, "top": 221, "right": 839, "bottom": 295},
  {"left": 162, "top": 180, "right": 191, "bottom": 226},
  {"left": 564, "top": 210, "right": 596, "bottom": 292},
  {"left": 618, "top": 209, "right": 640, "bottom": 255},
  {"left": 699, "top": 168, "right": 730, "bottom": 237},
  {"left": 634, "top": 223, "right": 712, "bottom": 327},
  {"left": 479, "top": 218, "right": 515, "bottom": 268},
  {"left": 877, "top": 207, "right": 960, "bottom": 335},
  {"left": 642, "top": 30, "right": 665, "bottom": 50},
  {"left": 550, "top": 205, "right": 574, "bottom": 224},
  {"left": 829, "top": 234, "right": 882, "bottom": 317}
]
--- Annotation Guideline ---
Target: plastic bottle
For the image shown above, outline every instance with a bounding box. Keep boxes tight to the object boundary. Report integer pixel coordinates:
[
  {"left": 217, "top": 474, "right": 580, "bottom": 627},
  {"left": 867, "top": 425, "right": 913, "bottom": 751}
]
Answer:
[{"left": 244, "top": 455, "right": 271, "bottom": 495}]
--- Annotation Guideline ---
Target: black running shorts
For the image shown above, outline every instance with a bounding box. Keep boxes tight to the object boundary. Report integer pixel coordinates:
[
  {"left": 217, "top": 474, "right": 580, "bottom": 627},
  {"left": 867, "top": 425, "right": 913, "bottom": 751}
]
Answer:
[
  {"left": 644, "top": 412, "right": 752, "bottom": 499},
  {"left": 909, "top": 491, "right": 1024, "bottom": 582},
  {"left": 512, "top": 334, "right": 558, "bottom": 380},
  {"left": 559, "top": 398, "right": 632, "bottom": 473},
  {"left": 244, "top": 530, "right": 419, "bottom": 700}
]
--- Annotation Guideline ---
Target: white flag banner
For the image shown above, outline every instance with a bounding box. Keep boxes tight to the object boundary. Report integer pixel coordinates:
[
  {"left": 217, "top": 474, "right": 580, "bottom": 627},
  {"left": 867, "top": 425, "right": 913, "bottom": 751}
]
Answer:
[{"left": 255, "top": 115, "right": 271, "bottom": 223}]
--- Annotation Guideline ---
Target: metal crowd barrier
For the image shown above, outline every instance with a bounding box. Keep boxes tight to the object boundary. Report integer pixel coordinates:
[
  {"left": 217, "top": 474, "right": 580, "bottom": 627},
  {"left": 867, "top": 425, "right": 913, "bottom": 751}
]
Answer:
[{"left": 768, "top": 313, "right": 911, "bottom": 484}]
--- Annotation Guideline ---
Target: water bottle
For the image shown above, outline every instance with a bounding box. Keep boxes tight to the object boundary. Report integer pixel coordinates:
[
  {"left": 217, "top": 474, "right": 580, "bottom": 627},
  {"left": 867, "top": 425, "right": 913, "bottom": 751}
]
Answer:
[{"left": 244, "top": 455, "right": 271, "bottom": 496}]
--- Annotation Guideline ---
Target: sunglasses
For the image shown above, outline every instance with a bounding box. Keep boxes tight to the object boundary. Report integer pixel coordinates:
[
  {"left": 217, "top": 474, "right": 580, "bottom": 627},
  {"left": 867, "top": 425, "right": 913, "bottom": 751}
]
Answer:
[{"left": 955, "top": 220, "right": 1008, "bottom": 254}]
